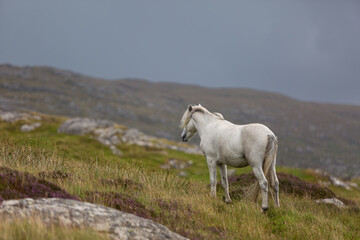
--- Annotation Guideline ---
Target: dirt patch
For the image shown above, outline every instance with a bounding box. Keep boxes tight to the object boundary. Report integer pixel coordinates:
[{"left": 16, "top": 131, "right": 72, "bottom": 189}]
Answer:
[
  {"left": 0, "top": 167, "right": 79, "bottom": 203},
  {"left": 224, "top": 172, "right": 355, "bottom": 205}
]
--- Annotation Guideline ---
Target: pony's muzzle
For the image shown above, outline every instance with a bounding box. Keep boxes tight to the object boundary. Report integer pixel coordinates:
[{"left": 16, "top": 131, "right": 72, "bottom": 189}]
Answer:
[{"left": 182, "top": 135, "right": 187, "bottom": 142}]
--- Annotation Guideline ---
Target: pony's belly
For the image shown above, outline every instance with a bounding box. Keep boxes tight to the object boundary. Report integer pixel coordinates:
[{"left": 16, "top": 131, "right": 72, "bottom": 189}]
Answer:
[{"left": 225, "top": 157, "right": 249, "bottom": 168}]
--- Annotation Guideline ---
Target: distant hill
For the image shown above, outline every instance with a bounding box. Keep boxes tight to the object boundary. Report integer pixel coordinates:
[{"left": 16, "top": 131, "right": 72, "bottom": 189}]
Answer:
[{"left": 1, "top": 64, "right": 360, "bottom": 178}]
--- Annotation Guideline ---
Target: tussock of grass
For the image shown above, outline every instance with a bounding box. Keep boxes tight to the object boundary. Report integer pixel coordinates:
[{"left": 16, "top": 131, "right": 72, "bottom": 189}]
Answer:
[{"left": 0, "top": 120, "right": 360, "bottom": 239}]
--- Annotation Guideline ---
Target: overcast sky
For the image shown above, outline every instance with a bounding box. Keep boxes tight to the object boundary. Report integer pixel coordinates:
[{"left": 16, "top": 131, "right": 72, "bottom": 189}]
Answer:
[{"left": 1, "top": 1, "right": 359, "bottom": 105}]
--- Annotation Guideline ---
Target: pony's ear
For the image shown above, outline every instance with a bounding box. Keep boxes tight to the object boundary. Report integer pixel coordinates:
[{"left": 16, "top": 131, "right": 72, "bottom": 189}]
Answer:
[
  {"left": 188, "top": 105, "right": 193, "bottom": 111},
  {"left": 198, "top": 104, "right": 202, "bottom": 107}
]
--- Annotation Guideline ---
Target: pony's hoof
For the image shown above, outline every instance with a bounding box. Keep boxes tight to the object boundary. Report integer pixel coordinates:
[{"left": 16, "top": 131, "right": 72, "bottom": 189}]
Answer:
[
  {"left": 225, "top": 200, "right": 232, "bottom": 204},
  {"left": 261, "top": 207, "right": 268, "bottom": 213}
]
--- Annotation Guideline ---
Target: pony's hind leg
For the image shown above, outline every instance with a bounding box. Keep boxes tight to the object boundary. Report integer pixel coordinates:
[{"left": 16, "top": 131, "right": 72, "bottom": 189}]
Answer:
[
  {"left": 270, "top": 160, "right": 280, "bottom": 207},
  {"left": 218, "top": 164, "right": 232, "bottom": 203},
  {"left": 252, "top": 165, "right": 269, "bottom": 212}
]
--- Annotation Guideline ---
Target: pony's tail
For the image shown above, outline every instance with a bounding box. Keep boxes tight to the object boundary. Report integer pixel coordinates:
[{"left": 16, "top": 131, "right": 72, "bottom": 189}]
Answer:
[{"left": 245, "top": 135, "right": 278, "bottom": 202}]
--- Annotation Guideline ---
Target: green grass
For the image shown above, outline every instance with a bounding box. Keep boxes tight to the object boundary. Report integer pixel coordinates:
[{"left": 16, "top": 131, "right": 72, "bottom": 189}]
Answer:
[{"left": 0, "top": 115, "right": 359, "bottom": 239}]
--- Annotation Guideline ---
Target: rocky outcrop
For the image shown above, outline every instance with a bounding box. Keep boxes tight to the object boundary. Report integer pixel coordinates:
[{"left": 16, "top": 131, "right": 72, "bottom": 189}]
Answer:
[
  {"left": 329, "top": 176, "right": 359, "bottom": 190},
  {"left": 0, "top": 198, "right": 188, "bottom": 240},
  {"left": 58, "top": 117, "right": 114, "bottom": 135},
  {"left": 0, "top": 110, "right": 200, "bottom": 156},
  {"left": 0, "top": 110, "right": 41, "bottom": 123},
  {"left": 314, "top": 169, "right": 360, "bottom": 190},
  {"left": 58, "top": 117, "right": 201, "bottom": 156},
  {"left": 0, "top": 110, "right": 42, "bottom": 132}
]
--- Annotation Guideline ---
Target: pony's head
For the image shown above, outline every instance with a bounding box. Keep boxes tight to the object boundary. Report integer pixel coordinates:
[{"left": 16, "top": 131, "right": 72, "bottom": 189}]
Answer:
[
  {"left": 179, "top": 105, "right": 198, "bottom": 142},
  {"left": 179, "top": 104, "right": 225, "bottom": 142}
]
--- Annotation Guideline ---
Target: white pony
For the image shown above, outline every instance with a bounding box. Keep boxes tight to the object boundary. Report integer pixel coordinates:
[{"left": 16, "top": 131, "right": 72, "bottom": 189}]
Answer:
[{"left": 180, "top": 104, "right": 279, "bottom": 212}]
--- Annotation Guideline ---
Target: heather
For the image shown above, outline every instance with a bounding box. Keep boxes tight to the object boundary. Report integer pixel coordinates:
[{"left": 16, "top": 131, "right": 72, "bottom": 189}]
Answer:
[
  {"left": 0, "top": 167, "right": 78, "bottom": 203},
  {"left": 227, "top": 172, "right": 356, "bottom": 205}
]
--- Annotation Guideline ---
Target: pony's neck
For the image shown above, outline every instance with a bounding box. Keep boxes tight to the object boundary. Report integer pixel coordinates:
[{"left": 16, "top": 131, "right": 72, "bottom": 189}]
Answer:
[{"left": 192, "top": 112, "right": 214, "bottom": 140}]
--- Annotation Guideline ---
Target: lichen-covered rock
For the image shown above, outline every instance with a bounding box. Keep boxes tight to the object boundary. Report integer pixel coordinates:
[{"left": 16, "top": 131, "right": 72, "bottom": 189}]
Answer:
[
  {"left": 329, "top": 176, "right": 359, "bottom": 190},
  {"left": 58, "top": 118, "right": 114, "bottom": 135},
  {"left": 58, "top": 117, "right": 201, "bottom": 156},
  {"left": 20, "top": 122, "right": 42, "bottom": 132},
  {"left": 161, "top": 159, "right": 193, "bottom": 170},
  {"left": 315, "top": 198, "right": 346, "bottom": 208},
  {"left": 0, "top": 110, "right": 41, "bottom": 123},
  {"left": 93, "top": 128, "right": 122, "bottom": 146},
  {"left": 314, "top": 169, "right": 360, "bottom": 190},
  {"left": 109, "top": 145, "right": 123, "bottom": 156},
  {"left": 0, "top": 198, "right": 189, "bottom": 240}
]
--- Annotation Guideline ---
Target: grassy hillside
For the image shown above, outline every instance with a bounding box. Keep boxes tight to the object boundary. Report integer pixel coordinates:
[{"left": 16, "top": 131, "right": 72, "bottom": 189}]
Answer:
[
  {"left": 0, "top": 112, "right": 359, "bottom": 239},
  {"left": 1, "top": 64, "right": 360, "bottom": 178}
]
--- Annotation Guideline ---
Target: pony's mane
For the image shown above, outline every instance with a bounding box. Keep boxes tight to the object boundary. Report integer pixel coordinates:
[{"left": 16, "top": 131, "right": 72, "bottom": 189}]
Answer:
[
  {"left": 213, "top": 112, "right": 224, "bottom": 120},
  {"left": 179, "top": 105, "right": 223, "bottom": 128}
]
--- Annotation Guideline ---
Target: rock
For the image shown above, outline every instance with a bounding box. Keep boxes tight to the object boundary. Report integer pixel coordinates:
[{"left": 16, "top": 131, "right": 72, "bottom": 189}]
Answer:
[
  {"left": 20, "top": 122, "right": 42, "bottom": 132},
  {"left": 93, "top": 128, "right": 122, "bottom": 146},
  {"left": 121, "top": 128, "right": 145, "bottom": 142},
  {"left": 58, "top": 118, "right": 125, "bottom": 157},
  {"left": 315, "top": 198, "right": 346, "bottom": 208},
  {"left": 110, "top": 145, "right": 123, "bottom": 156},
  {"left": 178, "top": 171, "right": 188, "bottom": 177},
  {"left": 0, "top": 198, "right": 188, "bottom": 240},
  {"left": 161, "top": 159, "right": 193, "bottom": 170},
  {"left": 0, "top": 110, "right": 41, "bottom": 123},
  {"left": 58, "top": 118, "right": 114, "bottom": 135},
  {"left": 121, "top": 128, "right": 156, "bottom": 147},
  {"left": 58, "top": 117, "right": 202, "bottom": 156},
  {"left": 92, "top": 127, "right": 123, "bottom": 148},
  {"left": 347, "top": 182, "right": 360, "bottom": 190},
  {"left": 314, "top": 169, "right": 359, "bottom": 190},
  {"left": 329, "top": 175, "right": 360, "bottom": 190}
]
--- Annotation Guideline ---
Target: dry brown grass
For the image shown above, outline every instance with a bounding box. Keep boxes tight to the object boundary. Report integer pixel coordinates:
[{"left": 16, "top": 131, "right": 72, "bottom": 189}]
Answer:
[{"left": 0, "top": 216, "right": 107, "bottom": 240}]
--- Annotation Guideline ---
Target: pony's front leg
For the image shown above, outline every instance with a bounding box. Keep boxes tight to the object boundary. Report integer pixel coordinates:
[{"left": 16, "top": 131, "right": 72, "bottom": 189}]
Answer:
[
  {"left": 219, "top": 164, "right": 232, "bottom": 203},
  {"left": 207, "top": 157, "right": 217, "bottom": 198}
]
